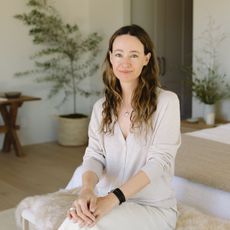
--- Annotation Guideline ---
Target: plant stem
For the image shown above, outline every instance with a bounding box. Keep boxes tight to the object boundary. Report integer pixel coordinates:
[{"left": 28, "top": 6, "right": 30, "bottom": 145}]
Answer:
[{"left": 70, "top": 59, "right": 76, "bottom": 114}]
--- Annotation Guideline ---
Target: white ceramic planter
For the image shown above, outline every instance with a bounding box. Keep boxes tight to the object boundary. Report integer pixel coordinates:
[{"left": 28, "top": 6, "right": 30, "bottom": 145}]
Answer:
[{"left": 203, "top": 104, "right": 215, "bottom": 125}]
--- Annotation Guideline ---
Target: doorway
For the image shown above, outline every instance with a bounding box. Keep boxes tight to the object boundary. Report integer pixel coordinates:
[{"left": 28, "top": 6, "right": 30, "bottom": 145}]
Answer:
[{"left": 131, "top": 0, "right": 193, "bottom": 119}]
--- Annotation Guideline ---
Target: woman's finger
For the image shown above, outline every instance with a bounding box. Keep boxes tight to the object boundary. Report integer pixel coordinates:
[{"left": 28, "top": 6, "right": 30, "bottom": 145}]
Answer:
[
  {"left": 89, "top": 197, "right": 97, "bottom": 213},
  {"left": 88, "top": 211, "right": 100, "bottom": 228},
  {"left": 75, "top": 203, "right": 94, "bottom": 226},
  {"left": 68, "top": 207, "right": 83, "bottom": 223},
  {"left": 80, "top": 200, "right": 96, "bottom": 222}
]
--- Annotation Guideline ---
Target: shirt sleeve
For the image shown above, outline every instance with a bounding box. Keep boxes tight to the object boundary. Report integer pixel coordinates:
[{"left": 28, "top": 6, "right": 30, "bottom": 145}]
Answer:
[
  {"left": 81, "top": 100, "right": 106, "bottom": 180},
  {"left": 141, "top": 92, "right": 181, "bottom": 182}
]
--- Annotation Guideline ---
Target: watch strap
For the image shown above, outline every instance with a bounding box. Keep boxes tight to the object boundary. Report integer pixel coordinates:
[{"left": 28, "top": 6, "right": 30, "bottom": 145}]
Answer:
[{"left": 110, "top": 188, "right": 126, "bottom": 205}]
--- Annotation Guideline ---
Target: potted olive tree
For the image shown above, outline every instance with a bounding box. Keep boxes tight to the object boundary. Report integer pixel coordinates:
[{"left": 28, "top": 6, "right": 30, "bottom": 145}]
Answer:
[{"left": 15, "top": 0, "right": 102, "bottom": 145}]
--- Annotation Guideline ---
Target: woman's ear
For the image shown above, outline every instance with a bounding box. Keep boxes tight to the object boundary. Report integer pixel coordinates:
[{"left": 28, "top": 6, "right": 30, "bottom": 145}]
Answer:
[
  {"left": 109, "top": 51, "right": 113, "bottom": 64},
  {"left": 144, "top": 53, "right": 151, "bottom": 66}
]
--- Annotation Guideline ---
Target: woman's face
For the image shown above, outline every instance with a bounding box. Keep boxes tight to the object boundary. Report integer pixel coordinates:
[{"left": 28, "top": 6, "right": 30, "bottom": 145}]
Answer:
[{"left": 109, "top": 34, "right": 151, "bottom": 85}]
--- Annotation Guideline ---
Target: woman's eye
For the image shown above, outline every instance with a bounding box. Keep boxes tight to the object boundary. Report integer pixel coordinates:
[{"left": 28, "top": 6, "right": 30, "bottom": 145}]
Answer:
[
  {"left": 114, "top": 53, "right": 122, "bottom": 57},
  {"left": 130, "top": 54, "right": 138, "bottom": 58}
]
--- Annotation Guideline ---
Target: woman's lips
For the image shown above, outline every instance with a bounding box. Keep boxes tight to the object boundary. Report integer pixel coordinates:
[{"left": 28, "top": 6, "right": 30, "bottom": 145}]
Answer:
[{"left": 119, "top": 70, "right": 132, "bottom": 74}]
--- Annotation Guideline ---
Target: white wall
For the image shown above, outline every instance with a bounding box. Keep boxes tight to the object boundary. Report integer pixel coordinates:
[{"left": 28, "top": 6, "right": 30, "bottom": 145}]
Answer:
[
  {"left": 0, "top": 0, "right": 130, "bottom": 146},
  {"left": 131, "top": 0, "right": 155, "bottom": 41},
  {"left": 88, "top": 0, "right": 130, "bottom": 108},
  {"left": 193, "top": 0, "right": 230, "bottom": 120}
]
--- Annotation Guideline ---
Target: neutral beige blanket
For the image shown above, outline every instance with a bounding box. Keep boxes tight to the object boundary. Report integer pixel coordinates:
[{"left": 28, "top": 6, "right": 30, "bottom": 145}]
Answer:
[{"left": 175, "top": 134, "right": 230, "bottom": 192}]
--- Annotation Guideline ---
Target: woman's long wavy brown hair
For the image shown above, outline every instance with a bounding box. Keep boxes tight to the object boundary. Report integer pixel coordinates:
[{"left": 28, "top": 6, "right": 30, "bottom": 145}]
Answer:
[{"left": 101, "top": 24, "right": 160, "bottom": 133}]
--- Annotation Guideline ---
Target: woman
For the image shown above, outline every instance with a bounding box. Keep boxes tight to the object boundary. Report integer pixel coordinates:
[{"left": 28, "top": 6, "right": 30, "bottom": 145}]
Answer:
[{"left": 59, "top": 24, "right": 181, "bottom": 230}]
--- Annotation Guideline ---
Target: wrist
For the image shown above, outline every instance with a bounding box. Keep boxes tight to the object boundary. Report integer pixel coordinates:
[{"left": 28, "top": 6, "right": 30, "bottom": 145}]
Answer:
[
  {"left": 80, "top": 186, "right": 94, "bottom": 195},
  {"left": 80, "top": 171, "right": 98, "bottom": 195},
  {"left": 107, "top": 192, "right": 120, "bottom": 207},
  {"left": 109, "top": 188, "right": 126, "bottom": 205}
]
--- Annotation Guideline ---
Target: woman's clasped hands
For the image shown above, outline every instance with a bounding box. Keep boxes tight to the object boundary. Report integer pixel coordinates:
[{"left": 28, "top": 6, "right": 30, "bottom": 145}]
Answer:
[{"left": 68, "top": 188, "right": 119, "bottom": 228}]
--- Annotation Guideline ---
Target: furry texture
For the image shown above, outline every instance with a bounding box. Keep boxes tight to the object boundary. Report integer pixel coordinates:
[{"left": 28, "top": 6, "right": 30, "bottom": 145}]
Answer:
[
  {"left": 15, "top": 188, "right": 79, "bottom": 230},
  {"left": 176, "top": 203, "right": 230, "bottom": 230},
  {"left": 15, "top": 189, "right": 230, "bottom": 230}
]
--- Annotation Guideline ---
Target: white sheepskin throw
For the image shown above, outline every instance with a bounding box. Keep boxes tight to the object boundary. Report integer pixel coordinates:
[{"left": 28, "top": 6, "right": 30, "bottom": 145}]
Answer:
[
  {"left": 176, "top": 203, "right": 230, "bottom": 230},
  {"left": 15, "top": 189, "right": 230, "bottom": 230},
  {"left": 15, "top": 188, "right": 79, "bottom": 230}
]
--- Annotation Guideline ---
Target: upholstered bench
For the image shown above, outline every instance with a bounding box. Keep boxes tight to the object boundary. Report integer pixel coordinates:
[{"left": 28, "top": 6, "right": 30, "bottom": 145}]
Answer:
[{"left": 16, "top": 189, "right": 230, "bottom": 230}]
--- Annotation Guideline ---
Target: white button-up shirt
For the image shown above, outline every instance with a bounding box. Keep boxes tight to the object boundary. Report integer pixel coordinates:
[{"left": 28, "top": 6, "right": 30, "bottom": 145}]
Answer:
[{"left": 82, "top": 88, "right": 181, "bottom": 208}]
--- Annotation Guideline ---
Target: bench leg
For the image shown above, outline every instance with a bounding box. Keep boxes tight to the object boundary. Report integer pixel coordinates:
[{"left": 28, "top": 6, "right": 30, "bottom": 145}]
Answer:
[{"left": 22, "top": 216, "right": 29, "bottom": 230}]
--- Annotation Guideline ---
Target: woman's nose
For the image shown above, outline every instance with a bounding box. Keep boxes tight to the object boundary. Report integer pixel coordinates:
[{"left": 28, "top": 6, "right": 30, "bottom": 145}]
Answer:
[{"left": 121, "top": 57, "right": 131, "bottom": 66}]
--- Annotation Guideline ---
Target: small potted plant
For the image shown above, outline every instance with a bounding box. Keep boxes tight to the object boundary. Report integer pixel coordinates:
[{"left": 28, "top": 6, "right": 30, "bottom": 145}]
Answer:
[
  {"left": 192, "top": 67, "right": 230, "bottom": 124},
  {"left": 15, "top": 0, "right": 102, "bottom": 145},
  {"left": 189, "top": 18, "right": 230, "bottom": 125}
]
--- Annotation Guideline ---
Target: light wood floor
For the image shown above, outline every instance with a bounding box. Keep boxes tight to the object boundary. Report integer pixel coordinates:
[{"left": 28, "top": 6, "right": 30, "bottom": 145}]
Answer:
[{"left": 0, "top": 142, "right": 85, "bottom": 211}]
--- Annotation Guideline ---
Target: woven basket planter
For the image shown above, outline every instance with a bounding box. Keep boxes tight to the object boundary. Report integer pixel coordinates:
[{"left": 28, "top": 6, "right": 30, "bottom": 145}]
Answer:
[{"left": 57, "top": 114, "right": 89, "bottom": 146}]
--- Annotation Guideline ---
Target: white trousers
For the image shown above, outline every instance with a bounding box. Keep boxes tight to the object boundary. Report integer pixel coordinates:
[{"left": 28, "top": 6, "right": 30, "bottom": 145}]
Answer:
[{"left": 58, "top": 202, "right": 177, "bottom": 230}]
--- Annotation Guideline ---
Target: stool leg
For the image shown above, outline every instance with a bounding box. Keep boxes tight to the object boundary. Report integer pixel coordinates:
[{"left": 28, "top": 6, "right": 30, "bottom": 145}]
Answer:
[{"left": 22, "top": 216, "right": 29, "bottom": 230}]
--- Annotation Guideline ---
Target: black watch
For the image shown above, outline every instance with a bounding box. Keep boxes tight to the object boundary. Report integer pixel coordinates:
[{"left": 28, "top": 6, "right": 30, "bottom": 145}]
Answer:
[{"left": 110, "top": 188, "right": 126, "bottom": 205}]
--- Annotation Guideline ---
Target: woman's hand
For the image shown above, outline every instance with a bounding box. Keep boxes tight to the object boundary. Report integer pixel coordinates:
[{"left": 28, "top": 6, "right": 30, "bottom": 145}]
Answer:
[
  {"left": 89, "top": 193, "right": 119, "bottom": 227},
  {"left": 68, "top": 187, "right": 97, "bottom": 227},
  {"left": 68, "top": 192, "right": 119, "bottom": 228}
]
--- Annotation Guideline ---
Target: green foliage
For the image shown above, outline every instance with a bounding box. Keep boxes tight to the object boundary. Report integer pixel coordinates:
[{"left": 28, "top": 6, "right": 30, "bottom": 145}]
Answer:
[
  {"left": 190, "top": 17, "right": 230, "bottom": 105},
  {"left": 192, "top": 68, "right": 230, "bottom": 104},
  {"left": 15, "top": 0, "right": 102, "bottom": 114}
]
